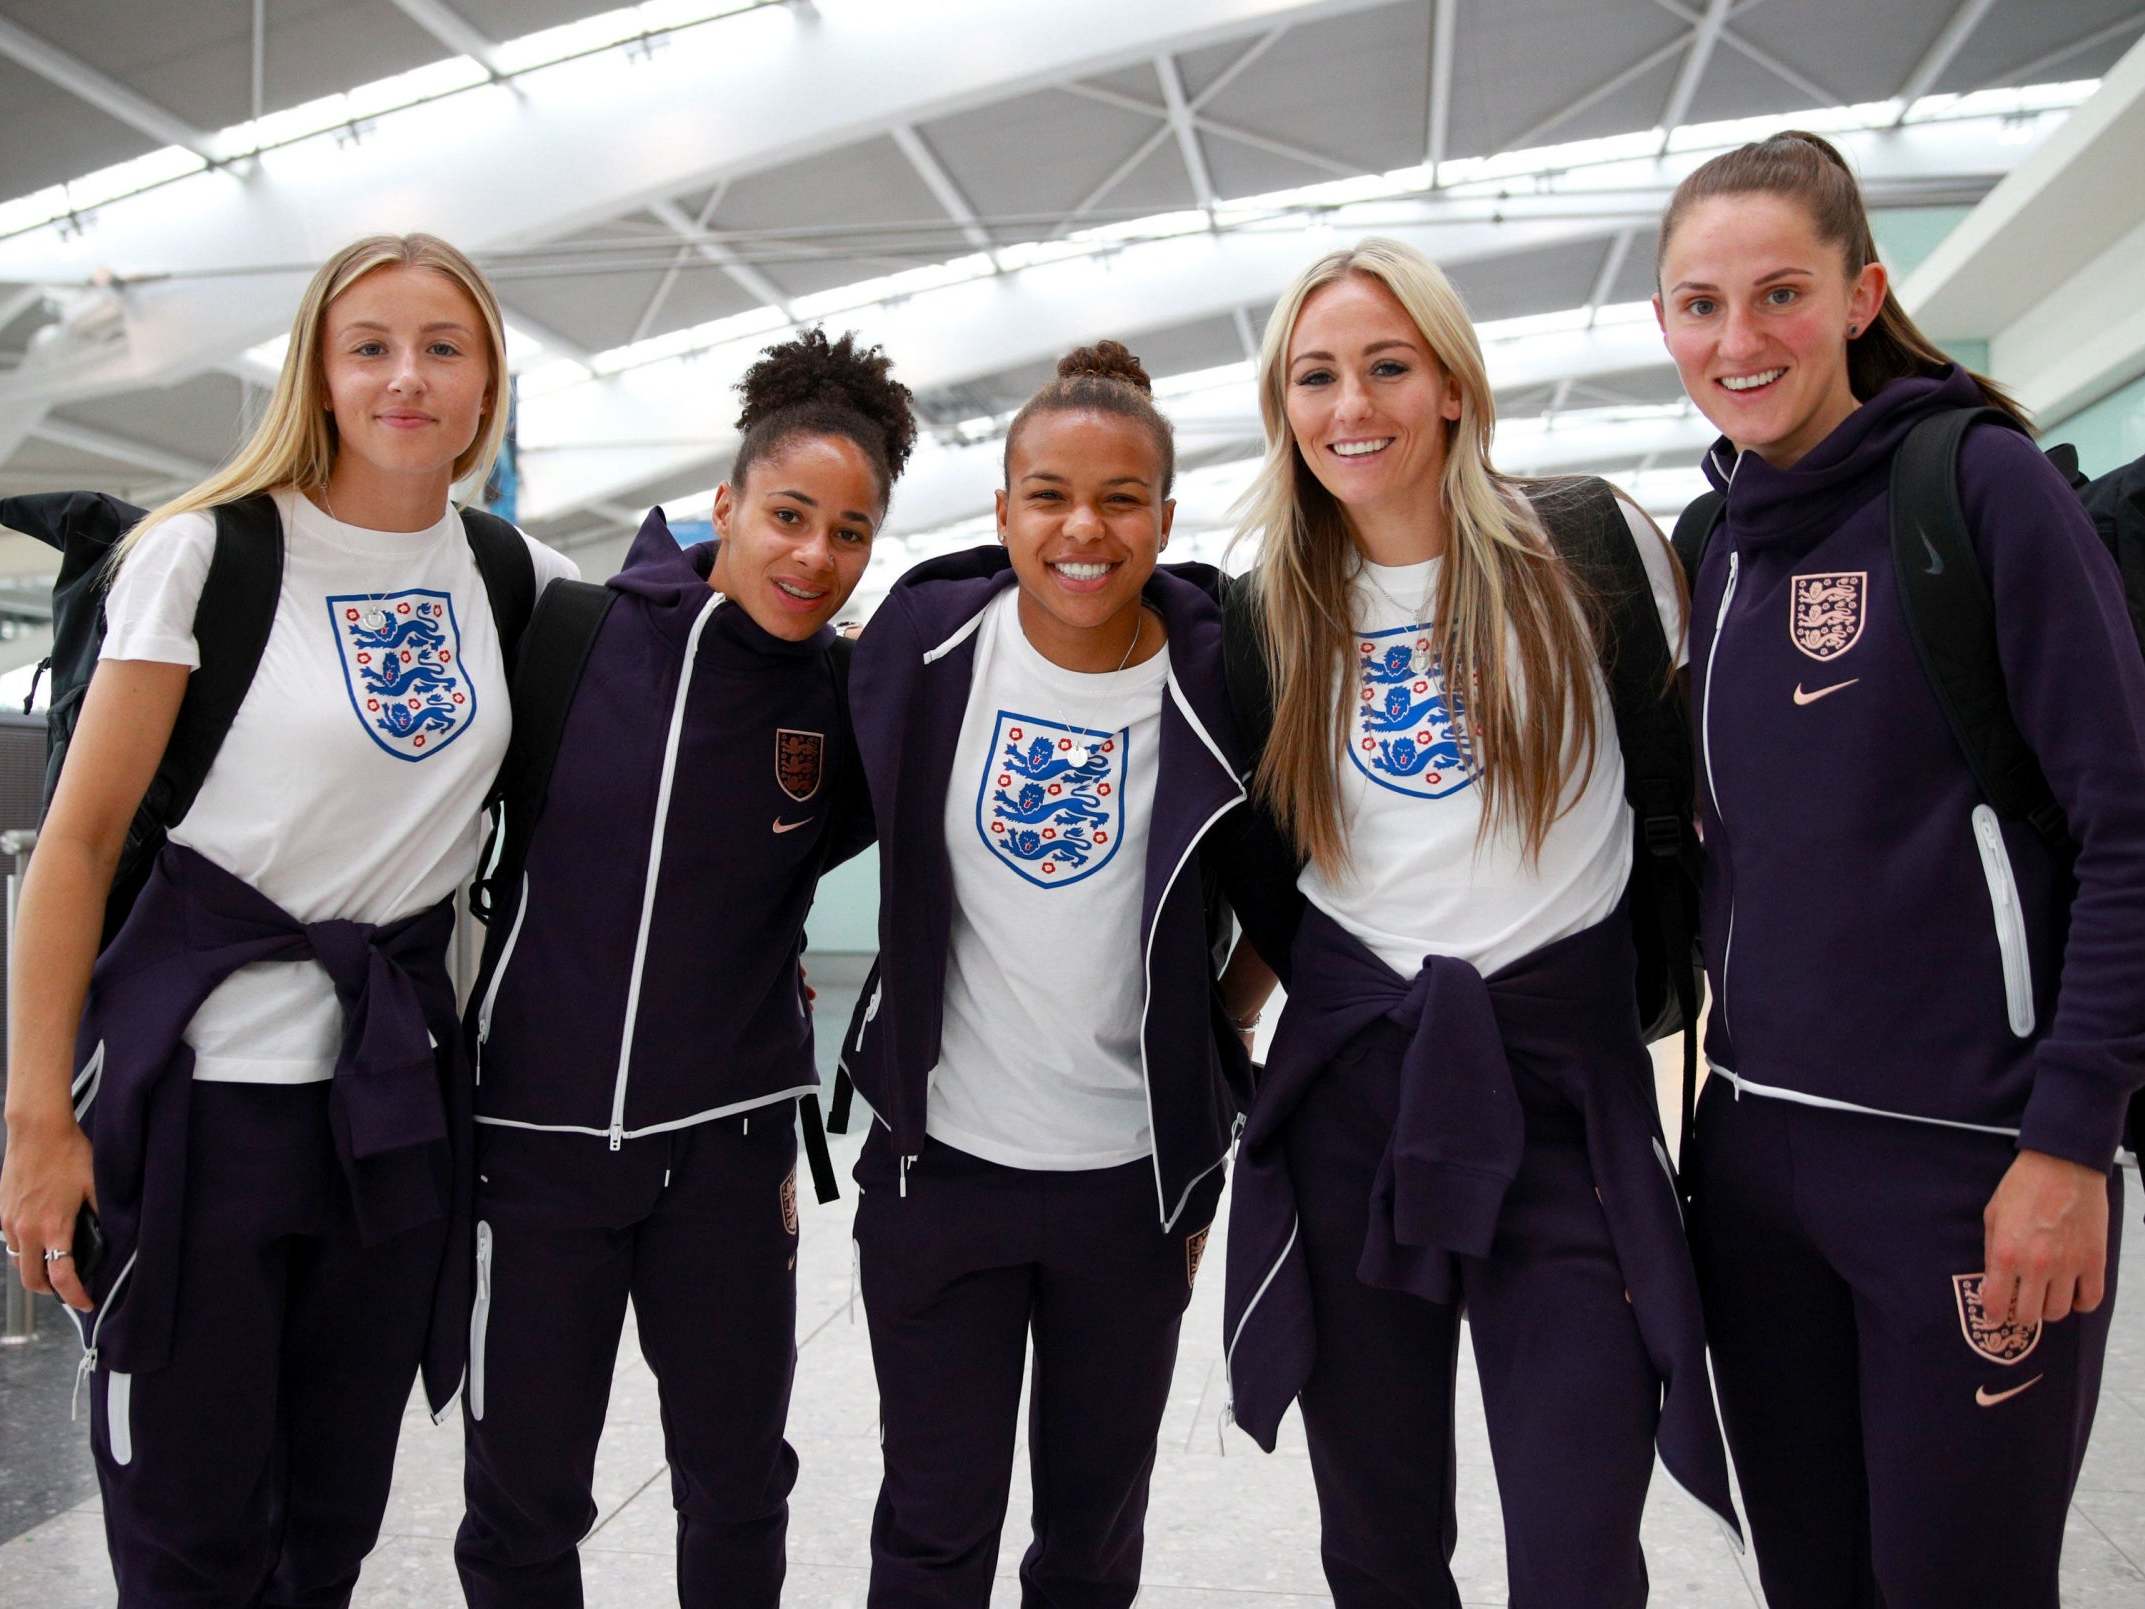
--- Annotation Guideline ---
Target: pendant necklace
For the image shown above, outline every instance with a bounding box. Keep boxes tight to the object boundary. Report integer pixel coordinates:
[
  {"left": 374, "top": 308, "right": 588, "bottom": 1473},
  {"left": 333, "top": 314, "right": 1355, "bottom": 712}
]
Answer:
[
  {"left": 321, "top": 485, "right": 394, "bottom": 631},
  {"left": 1358, "top": 562, "right": 1437, "bottom": 675},
  {"left": 1057, "top": 608, "right": 1145, "bottom": 769}
]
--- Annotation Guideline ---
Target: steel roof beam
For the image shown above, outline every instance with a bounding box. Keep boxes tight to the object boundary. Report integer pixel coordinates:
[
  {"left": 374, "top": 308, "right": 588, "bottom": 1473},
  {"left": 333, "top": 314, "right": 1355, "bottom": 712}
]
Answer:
[
  {"left": 890, "top": 125, "right": 1000, "bottom": 264},
  {"left": 0, "top": 15, "right": 221, "bottom": 165},
  {"left": 384, "top": 0, "right": 510, "bottom": 80},
  {"left": 646, "top": 197, "right": 797, "bottom": 320},
  {"left": 1426, "top": 0, "right": 1456, "bottom": 171},
  {"left": 1156, "top": 56, "right": 1218, "bottom": 211},
  {"left": 1889, "top": 0, "right": 1999, "bottom": 122}
]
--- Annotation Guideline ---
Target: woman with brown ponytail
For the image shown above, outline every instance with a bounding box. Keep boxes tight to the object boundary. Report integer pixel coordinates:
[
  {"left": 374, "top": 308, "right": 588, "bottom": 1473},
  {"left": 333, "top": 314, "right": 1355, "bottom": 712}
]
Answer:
[
  {"left": 1657, "top": 131, "right": 2144, "bottom": 1607},
  {"left": 1216, "top": 238, "right": 1740, "bottom": 1608},
  {"left": 836, "top": 341, "right": 1254, "bottom": 1607}
]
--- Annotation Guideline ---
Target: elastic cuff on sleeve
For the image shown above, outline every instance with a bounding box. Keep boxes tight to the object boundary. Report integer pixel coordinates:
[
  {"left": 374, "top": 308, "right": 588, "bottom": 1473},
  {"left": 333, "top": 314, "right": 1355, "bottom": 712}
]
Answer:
[{"left": 2016, "top": 1060, "right": 2129, "bottom": 1172}]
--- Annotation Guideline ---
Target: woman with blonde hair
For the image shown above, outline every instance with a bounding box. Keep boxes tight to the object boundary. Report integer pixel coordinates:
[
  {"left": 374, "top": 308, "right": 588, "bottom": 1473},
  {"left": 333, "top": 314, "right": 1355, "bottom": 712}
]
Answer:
[
  {"left": 1216, "top": 237, "right": 1738, "bottom": 1606},
  {"left": 0, "top": 232, "right": 573, "bottom": 1603}
]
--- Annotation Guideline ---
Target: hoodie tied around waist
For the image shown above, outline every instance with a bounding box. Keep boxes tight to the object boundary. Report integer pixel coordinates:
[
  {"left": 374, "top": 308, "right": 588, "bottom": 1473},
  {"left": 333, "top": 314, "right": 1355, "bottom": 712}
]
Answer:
[
  {"left": 77, "top": 842, "right": 468, "bottom": 1414},
  {"left": 1222, "top": 901, "right": 1740, "bottom": 1540}
]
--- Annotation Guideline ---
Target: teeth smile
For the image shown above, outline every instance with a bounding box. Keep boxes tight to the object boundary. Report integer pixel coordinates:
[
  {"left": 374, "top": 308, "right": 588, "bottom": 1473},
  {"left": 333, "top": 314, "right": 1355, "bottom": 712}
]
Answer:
[
  {"left": 1332, "top": 439, "right": 1393, "bottom": 457},
  {"left": 1053, "top": 562, "right": 1112, "bottom": 580},
  {"left": 773, "top": 579, "right": 825, "bottom": 600},
  {"left": 1721, "top": 369, "right": 1785, "bottom": 392}
]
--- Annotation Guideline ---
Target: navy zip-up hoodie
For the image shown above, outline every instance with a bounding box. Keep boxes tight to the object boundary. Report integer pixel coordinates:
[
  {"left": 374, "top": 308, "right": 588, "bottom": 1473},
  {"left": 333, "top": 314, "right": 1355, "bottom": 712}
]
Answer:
[
  {"left": 1689, "top": 367, "right": 2145, "bottom": 1168},
  {"left": 837, "top": 548, "right": 1254, "bottom": 1229},
  {"left": 473, "top": 509, "right": 869, "bottom": 1145}
]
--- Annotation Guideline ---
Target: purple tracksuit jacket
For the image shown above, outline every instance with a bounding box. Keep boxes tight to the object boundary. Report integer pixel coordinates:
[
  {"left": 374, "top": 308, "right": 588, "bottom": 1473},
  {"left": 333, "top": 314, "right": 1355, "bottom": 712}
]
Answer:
[
  {"left": 472, "top": 510, "right": 868, "bottom": 1145},
  {"left": 1689, "top": 368, "right": 2145, "bottom": 1167},
  {"left": 836, "top": 549, "right": 1253, "bottom": 1229},
  {"left": 76, "top": 843, "right": 468, "bottom": 1412},
  {"left": 1222, "top": 901, "right": 1741, "bottom": 1535}
]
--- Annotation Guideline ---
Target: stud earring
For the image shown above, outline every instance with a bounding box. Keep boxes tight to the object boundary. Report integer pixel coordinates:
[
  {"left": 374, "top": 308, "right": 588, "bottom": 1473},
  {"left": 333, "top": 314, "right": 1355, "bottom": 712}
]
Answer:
[{"left": 1846, "top": 324, "right": 1860, "bottom": 337}]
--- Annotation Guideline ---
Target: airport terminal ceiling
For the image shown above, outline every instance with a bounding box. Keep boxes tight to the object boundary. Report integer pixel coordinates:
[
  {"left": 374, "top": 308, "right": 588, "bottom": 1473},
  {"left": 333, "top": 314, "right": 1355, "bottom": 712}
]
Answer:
[{"left": 0, "top": 0, "right": 2142, "bottom": 635}]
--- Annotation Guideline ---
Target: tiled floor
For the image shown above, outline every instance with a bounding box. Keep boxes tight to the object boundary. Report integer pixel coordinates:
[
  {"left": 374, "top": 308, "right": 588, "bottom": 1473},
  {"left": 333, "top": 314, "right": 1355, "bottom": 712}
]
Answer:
[{"left": 4, "top": 958, "right": 2142, "bottom": 1605}]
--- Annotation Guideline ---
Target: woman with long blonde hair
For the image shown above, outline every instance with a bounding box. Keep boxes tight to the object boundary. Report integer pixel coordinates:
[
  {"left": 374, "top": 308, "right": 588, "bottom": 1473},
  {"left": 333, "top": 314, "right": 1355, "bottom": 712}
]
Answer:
[
  {"left": 1216, "top": 237, "right": 1738, "bottom": 1605},
  {"left": 0, "top": 233, "right": 574, "bottom": 1603}
]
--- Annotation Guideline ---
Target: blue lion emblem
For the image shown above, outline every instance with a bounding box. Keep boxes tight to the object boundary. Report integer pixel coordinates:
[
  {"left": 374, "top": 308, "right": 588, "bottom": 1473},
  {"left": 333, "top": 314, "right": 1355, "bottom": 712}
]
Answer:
[
  {"left": 325, "top": 590, "right": 474, "bottom": 761},
  {"left": 974, "top": 711, "right": 1127, "bottom": 888},
  {"left": 1346, "top": 624, "right": 1476, "bottom": 799}
]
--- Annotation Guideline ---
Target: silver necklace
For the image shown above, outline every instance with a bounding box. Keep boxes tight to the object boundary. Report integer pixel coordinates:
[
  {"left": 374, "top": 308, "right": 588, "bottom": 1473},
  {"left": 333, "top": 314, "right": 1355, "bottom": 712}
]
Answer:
[
  {"left": 321, "top": 485, "right": 394, "bottom": 631},
  {"left": 1357, "top": 562, "right": 1437, "bottom": 675},
  {"left": 1058, "top": 608, "right": 1145, "bottom": 769}
]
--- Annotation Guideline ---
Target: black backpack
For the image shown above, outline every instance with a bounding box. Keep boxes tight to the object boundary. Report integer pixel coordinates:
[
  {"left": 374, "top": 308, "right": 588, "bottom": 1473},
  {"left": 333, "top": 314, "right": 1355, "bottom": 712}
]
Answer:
[
  {"left": 0, "top": 489, "right": 534, "bottom": 941},
  {"left": 1221, "top": 478, "right": 1706, "bottom": 1160},
  {"left": 1671, "top": 408, "right": 2145, "bottom": 1163},
  {"left": 465, "top": 575, "right": 849, "bottom": 1204}
]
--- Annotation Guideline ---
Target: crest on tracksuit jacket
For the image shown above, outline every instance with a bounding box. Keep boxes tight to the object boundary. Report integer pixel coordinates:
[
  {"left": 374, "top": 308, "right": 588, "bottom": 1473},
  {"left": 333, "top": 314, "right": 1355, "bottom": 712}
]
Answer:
[
  {"left": 327, "top": 591, "right": 473, "bottom": 760},
  {"left": 1347, "top": 623, "right": 1476, "bottom": 799},
  {"left": 974, "top": 711, "right": 1126, "bottom": 888}
]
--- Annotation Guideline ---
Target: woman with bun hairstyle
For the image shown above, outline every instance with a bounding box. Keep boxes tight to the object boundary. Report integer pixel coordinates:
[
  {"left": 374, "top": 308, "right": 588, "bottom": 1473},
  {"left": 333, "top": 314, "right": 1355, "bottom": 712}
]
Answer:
[
  {"left": 452, "top": 327, "right": 913, "bottom": 1608},
  {"left": 0, "top": 233, "right": 574, "bottom": 1604},
  {"left": 1217, "top": 237, "right": 1740, "bottom": 1607},
  {"left": 835, "top": 340, "right": 1252, "bottom": 1607},
  {"left": 1656, "top": 132, "right": 2145, "bottom": 1607}
]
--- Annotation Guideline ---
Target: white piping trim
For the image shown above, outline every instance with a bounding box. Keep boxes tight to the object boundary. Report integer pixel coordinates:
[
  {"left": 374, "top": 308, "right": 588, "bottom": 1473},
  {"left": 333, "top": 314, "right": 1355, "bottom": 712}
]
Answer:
[
  {"left": 1160, "top": 1141, "right": 1233, "bottom": 1234},
  {"left": 71, "top": 1041, "right": 104, "bottom": 1121},
  {"left": 1139, "top": 789, "right": 1245, "bottom": 1225},
  {"left": 473, "top": 871, "right": 533, "bottom": 1085},
  {"left": 106, "top": 1371, "right": 133, "bottom": 1466},
  {"left": 605, "top": 592, "right": 720, "bottom": 1149},
  {"left": 1971, "top": 804, "right": 2036, "bottom": 1038},
  {"left": 1709, "top": 1062, "right": 2021, "bottom": 1137},
  {"left": 1223, "top": 1214, "right": 1299, "bottom": 1415},
  {"left": 1166, "top": 665, "right": 1237, "bottom": 779},
  {"left": 476, "top": 1083, "right": 818, "bottom": 1141},
  {"left": 469, "top": 1221, "right": 493, "bottom": 1422}
]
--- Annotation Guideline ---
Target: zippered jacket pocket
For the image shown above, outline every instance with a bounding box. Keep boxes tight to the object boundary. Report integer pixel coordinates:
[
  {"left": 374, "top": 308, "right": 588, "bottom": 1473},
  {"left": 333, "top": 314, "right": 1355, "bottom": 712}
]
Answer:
[
  {"left": 1972, "top": 805, "right": 2035, "bottom": 1038},
  {"left": 473, "top": 875, "right": 532, "bottom": 1083}
]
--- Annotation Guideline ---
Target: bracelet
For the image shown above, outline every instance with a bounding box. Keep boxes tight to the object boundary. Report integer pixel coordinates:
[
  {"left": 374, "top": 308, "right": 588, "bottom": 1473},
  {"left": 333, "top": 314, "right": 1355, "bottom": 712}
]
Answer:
[{"left": 1228, "top": 1007, "right": 1263, "bottom": 1034}]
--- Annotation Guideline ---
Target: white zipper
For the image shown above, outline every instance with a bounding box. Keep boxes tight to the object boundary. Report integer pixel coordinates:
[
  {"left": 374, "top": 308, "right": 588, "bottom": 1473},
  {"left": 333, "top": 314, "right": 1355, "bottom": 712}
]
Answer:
[
  {"left": 1971, "top": 805, "right": 2036, "bottom": 1038},
  {"left": 1221, "top": 1214, "right": 1299, "bottom": 1445},
  {"left": 606, "top": 595, "right": 720, "bottom": 1150},
  {"left": 1140, "top": 672, "right": 1248, "bottom": 1229},
  {"left": 469, "top": 1221, "right": 494, "bottom": 1420},
  {"left": 1700, "top": 548, "right": 1740, "bottom": 1038},
  {"left": 473, "top": 873, "right": 532, "bottom": 1085}
]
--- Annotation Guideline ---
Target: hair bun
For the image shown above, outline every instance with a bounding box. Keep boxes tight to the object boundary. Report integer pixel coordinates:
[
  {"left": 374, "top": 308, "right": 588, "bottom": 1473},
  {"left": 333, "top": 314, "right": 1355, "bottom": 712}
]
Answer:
[{"left": 1055, "top": 339, "right": 1153, "bottom": 396}]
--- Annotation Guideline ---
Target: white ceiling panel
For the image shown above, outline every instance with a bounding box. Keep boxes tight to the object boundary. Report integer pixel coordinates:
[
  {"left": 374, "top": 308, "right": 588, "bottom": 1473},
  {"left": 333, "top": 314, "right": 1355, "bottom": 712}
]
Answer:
[{"left": 1196, "top": 1, "right": 1430, "bottom": 174}]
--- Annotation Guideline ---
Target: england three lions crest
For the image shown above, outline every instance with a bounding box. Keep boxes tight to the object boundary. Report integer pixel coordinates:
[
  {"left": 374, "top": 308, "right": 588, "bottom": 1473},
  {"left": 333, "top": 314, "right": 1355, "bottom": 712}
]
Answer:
[
  {"left": 975, "top": 711, "right": 1126, "bottom": 889},
  {"left": 1953, "top": 1272, "right": 2042, "bottom": 1366},
  {"left": 1790, "top": 571, "right": 1867, "bottom": 662},
  {"left": 326, "top": 591, "right": 472, "bottom": 762},
  {"left": 777, "top": 729, "right": 824, "bottom": 802},
  {"left": 1345, "top": 624, "right": 1476, "bottom": 800}
]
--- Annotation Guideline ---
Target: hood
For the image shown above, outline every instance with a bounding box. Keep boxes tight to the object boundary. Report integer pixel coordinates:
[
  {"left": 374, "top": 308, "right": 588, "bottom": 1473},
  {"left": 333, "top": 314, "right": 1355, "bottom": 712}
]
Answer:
[
  {"left": 606, "top": 506, "right": 832, "bottom": 659},
  {"left": 1701, "top": 363, "right": 1985, "bottom": 551}
]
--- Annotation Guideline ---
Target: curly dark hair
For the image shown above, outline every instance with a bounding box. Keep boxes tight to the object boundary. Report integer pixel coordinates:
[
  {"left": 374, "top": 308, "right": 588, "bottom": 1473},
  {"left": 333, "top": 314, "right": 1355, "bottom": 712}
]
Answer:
[
  {"left": 1003, "top": 339, "right": 1176, "bottom": 495},
  {"left": 730, "top": 326, "right": 918, "bottom": 505}
]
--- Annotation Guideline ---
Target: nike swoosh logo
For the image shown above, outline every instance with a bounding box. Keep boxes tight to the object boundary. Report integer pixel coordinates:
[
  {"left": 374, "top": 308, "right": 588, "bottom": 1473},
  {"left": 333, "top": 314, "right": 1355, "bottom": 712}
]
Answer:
[
  {"left": 1792, "top": 678, "right": 1860, "bottom": 705},
  {"left": 772, "top": 817, "right": 814, "bottom": 835},
  {"left": 1920, "top": 525, "right": 1944, "bottom": 576},
  {"left": 1975, "top": 1374, "right": 2043, "bottom": 1408}
]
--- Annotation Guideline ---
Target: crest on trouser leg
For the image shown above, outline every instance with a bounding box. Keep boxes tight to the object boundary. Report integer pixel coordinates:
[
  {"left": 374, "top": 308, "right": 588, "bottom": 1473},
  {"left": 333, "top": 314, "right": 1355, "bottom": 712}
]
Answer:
[
  {"left": 1186, "top": 1225, "right": 1210, "bottom": 1289},
  {"left": 780, "top": 1164, "right": 799, "bottom": 1236},
  {"left": 1953, "top": 1271, "right": 2042, "bottom": 1365}
]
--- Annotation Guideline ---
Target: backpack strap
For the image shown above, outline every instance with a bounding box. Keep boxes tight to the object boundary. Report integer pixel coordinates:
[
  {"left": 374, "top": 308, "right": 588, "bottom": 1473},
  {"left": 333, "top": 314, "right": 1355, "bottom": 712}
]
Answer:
[
  {"left": 1219, "top": 571, "right": 1274, "bottom": 762},
  {"left": 152, "top": 493, "right": 285, "bottom": 831},
  {"left": 1669, "top": 489, "right": 1725, "bottom": 590},
  {"left": 470, "top": 578, "right": 617, "bottom": 928},
  {"left": 1536, "top": 479, "right": 1705, "bottom": 1170},
  {"left": 1887, "top": 407, "right": 2068, "bottom": 847},
  {"left": 460, "top": 508, "right": 536, "bottom": 682}
]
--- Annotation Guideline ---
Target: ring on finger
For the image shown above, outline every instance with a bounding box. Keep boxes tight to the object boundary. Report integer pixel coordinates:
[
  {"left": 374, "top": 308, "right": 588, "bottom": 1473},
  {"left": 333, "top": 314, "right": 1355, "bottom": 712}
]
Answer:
[{"left": 41, "top": 1248, "right": 71, "bottom": 1264}]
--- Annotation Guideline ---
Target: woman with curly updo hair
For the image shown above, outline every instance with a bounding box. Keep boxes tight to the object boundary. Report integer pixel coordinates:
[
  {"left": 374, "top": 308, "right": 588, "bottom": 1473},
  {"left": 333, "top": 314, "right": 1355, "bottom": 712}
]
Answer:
[
  {"left": 453, "top": 327, "right": 915, "bottom": 1608},
  {"left": 834, "top": 340, "right": 1256, "bottom": 1606}
]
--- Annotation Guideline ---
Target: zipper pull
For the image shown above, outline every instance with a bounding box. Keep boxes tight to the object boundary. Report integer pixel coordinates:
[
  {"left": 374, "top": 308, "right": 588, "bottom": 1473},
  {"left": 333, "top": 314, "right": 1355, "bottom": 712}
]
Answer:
[
  {"left": 71, "top": 1348, "right": 96, "bottom": 1422},
  {"left": 854, "top": 981, "right": 882, "bottom": 1052},
  {"left": 899, "top": 1153, "right": 911, "bottom": 1198},
  {"left": 475, "top": 1226, "right": 492, "bottom": 1300},
  {"left": 609, "top": 1123, "right": 624, "bottom": 1153}
]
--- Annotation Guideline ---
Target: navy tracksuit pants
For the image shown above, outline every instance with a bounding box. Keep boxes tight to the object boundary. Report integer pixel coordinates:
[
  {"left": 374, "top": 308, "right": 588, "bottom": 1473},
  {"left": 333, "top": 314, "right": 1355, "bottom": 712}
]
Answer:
[
  {"left": 1284, "top": 1020, "right": 1660, "bottom": 1609},
  {"left": 1688, "top": 1077, "right": 2123, "bottom": 1608},
  {"left": 91, "top": 1082, "right": 444, "bottom": 1609},
  {"left": 853, "top": 1129, "right": 1223, "bottom": 1609},
  {"left": 454, "top": 1112, "right": 802, "bottom": 1608}
]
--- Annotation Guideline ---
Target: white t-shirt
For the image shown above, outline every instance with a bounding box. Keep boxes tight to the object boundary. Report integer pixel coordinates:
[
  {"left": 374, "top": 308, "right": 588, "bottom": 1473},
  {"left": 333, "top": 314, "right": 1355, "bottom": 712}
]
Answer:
[
  {"left": 1298, "top": 495, "right": 1684, "bottom": 979},
  {"left": 926, "top": 588, "right": 1170, "bottom": 1170},
  {"left": 101, "top": 486, "right": 577, "bottom": 1082}
]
